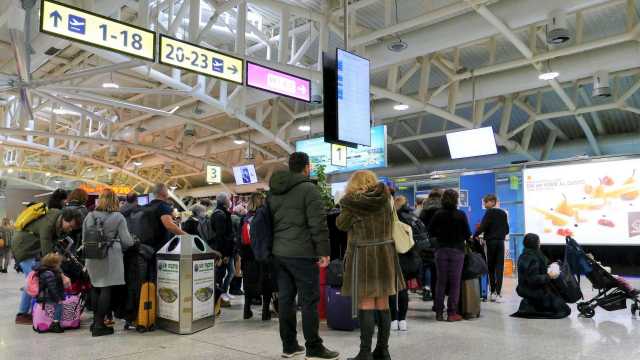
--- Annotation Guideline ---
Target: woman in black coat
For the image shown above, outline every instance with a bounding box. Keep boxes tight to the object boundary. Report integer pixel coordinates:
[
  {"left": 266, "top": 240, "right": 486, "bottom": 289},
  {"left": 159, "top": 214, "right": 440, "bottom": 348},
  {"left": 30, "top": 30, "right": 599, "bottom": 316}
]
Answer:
[{"left": 511, "top": 233, "right": 571, "bottom": 319}]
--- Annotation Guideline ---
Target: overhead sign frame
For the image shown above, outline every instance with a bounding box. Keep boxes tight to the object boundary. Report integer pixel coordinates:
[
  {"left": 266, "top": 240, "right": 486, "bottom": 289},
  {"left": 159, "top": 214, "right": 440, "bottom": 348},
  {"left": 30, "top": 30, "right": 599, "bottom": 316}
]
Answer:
[
  {"left": 39, "top": 0, "right": 156, "bottom": 61},
  {"left": 245, "top": 61, "right": 311, "bottom": 102},
  {"left": 206, "top": 165, "right": 222, "bottom": 184},
  {"left": 158, "top": 34, "right": 244, "bottom": 84}
]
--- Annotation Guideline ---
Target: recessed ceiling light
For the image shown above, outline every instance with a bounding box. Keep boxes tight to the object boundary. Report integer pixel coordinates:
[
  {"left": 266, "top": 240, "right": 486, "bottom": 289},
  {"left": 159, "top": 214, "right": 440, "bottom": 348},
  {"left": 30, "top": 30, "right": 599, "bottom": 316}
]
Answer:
[
  {"left": 132, "top": 161, "right": 143, "bottom": 167},
  {"left": 538, "top": 71, "right": 560, "bottom": 81},
  {"left": 102, "top": 82, "right": 120, "bottom": 89},
  {"left": 233, "top": 139, "right": 246, "bottom": 145},
  {"left": 7, "top": 168, "right": 14, "bottom": 174},
  {"left": 107, "top": 168, "right": 116, "bottom": 173},
  {"left": 169, "top": 185, "right": 177, "bottom": 191},
  {"left": 45, "top": 172, "right": 51, "bottom": 177},
  {"left": 298, "top": 125, "right": 311, "bottom": 132},
  {"left": 393, "top": 104, "right": 410, "bottom": 111}
]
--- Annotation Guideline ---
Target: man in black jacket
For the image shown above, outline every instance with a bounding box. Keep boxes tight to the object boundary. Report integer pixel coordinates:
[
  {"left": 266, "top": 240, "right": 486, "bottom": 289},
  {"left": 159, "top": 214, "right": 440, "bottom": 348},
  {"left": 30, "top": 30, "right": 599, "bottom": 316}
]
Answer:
[
  {"left": 269, "top": 152, "right": 338, "bottom": 360},
  {"left": 212, "top": 192, "right": 236, "bottom": 302},
  {"left": 474, "top": 194, "right": 510, "bottom": 303}
]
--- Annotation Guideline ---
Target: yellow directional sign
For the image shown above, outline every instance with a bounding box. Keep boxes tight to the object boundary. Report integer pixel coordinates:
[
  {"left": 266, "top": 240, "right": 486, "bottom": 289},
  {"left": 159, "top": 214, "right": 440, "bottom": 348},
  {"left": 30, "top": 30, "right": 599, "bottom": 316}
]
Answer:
[
  {"left": 206, "top": 165, "right": 222, "bottom": 184},
  {"left": 331, "top": 144, "right": 347, "bottom": 167},
  {"left": 40, "top": 0, "right": 156, "bottom": 61},
  {"left": 159, "top": 35, "right": 244, "bottom": 84}
]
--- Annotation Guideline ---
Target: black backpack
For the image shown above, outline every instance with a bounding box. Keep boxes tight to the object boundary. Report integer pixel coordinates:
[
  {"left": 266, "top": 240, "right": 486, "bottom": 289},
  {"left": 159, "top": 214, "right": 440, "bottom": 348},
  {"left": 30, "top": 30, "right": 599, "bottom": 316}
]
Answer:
[
  {"left": 126, "top": 201, "right": 163, "bottom": 250},
  {"left": 250, "top": 198, "right": 273, "bottom": 262},
  {"left": 197, "top": 216, "right": 215, "bottom": 247},
  {"left": 84, "top": 213, "right": 117, "bottom": 259}
]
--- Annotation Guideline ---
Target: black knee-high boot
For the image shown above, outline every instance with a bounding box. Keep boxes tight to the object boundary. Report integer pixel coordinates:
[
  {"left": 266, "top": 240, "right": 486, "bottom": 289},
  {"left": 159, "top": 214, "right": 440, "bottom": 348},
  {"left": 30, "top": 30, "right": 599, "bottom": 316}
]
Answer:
[
  {"left": 243, "top": 295, "right": 253, "bottom": 319},
  {"left": 372, "top": 310, "right": 391, "bottom": 360},
  {"left": 348, "top": 310, "right": 375, "bottom": 360},
  {"left": 262, "top": 294, "right": 272, "bottom": 321}
]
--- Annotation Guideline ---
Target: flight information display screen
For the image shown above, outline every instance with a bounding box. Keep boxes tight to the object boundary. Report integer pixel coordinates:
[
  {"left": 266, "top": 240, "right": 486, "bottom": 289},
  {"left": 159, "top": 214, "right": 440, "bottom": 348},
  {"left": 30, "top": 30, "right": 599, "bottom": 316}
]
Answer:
[{"left": 336, "top": 49, "right": 371, "bottom": 146}]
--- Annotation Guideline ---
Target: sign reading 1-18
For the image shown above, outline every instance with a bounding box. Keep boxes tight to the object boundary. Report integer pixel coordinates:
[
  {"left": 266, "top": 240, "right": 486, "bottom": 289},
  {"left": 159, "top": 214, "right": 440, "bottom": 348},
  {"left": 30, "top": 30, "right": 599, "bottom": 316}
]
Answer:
[
  {"left": 159, "top": 35, "right": 244, "bottom": 84},
  {"left": 40, "top": 0, "right": 155, "bottom": 61}
]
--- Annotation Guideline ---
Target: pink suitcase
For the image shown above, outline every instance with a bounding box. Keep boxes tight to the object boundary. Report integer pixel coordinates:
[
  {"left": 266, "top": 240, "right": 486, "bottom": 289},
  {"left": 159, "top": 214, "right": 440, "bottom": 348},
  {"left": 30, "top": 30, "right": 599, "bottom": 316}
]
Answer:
[{"left": 32, "top": 294, "right": 84, "bottom": 332}]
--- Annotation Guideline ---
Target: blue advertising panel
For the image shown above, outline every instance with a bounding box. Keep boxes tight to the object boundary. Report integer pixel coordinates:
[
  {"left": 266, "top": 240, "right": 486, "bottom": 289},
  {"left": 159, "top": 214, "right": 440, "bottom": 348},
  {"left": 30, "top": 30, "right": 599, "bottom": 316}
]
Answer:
[
  {"left": 296, "top": 125, "right": 387, "bottom": 175},
  {"left": 459, "top": 172, "right": 496, "bottom": 233}
]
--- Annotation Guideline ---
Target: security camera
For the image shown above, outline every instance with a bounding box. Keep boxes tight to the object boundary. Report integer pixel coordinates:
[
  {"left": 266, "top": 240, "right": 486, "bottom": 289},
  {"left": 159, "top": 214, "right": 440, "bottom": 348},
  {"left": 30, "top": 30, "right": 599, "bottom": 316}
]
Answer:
[
  {"left": 184, "top": 123, "right": 195, "bottom": 137},
  {"left": 310, "top": 82, "right": 323, "bottom": 104}
]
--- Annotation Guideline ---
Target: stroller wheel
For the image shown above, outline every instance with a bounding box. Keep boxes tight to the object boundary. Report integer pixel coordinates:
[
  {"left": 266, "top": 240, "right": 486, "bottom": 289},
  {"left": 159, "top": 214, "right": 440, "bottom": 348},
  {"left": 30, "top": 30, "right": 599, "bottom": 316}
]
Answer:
[{"left": 581, "top": 307, "right": 596, "bottom": 318}]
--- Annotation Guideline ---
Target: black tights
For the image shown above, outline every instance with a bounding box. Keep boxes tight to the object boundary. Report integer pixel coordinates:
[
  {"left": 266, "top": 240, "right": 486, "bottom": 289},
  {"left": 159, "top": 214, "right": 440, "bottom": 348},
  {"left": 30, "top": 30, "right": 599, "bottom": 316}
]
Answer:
[
  {"left": 389, "top": 289, "right": 409, "bottom": 321},
  {"left": 93, "top": 286, "right": 112, "bottom": 327}
]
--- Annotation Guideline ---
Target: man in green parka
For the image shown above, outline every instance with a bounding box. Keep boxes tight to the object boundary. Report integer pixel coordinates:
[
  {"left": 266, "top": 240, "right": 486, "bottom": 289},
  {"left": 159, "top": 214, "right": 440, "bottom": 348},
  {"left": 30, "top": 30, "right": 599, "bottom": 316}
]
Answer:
[{"left": 269, "top": 152, "right": 339, "bottom": 360}]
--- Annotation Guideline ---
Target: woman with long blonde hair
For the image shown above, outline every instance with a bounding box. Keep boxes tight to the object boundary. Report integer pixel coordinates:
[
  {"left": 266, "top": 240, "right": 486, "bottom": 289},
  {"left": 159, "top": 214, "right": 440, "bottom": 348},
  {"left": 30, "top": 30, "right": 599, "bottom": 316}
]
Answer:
[
  {"left": 83, "top": 188, "right": 135, "bottom": 337},
  {"left": 337, "top": 170, "right": 404, "bottom": 360}
]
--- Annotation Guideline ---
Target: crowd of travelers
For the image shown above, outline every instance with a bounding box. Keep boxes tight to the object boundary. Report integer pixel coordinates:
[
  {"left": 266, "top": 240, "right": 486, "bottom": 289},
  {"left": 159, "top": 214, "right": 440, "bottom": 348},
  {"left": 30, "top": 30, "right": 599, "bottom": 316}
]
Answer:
[{"left": 0, "top": 151, "right": 572, "bottom": 360}]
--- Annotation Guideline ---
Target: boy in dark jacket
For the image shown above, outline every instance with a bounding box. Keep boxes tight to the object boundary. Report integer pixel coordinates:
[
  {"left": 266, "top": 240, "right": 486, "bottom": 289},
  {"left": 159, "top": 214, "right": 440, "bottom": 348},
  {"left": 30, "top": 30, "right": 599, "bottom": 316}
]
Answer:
[
  {"left": 36, "top": 253, "right": 68, "bottom": 333},
  {"left": 474, "top": 194, "right": 510, "bottom": 302}
]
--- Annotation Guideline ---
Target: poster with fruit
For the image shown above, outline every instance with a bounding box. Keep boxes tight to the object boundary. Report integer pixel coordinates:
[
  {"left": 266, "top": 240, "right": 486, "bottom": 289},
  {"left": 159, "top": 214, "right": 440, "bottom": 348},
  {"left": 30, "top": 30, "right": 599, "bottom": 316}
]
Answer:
[{"left": 523, "top": 158, "right": 640, "bottom": 245}]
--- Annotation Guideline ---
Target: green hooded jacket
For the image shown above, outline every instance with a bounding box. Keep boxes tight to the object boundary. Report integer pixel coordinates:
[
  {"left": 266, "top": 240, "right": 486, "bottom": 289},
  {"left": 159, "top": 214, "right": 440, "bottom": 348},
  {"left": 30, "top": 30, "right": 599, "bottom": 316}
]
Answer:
[
  {"left": 269, "top": 171, "right": 330, "bottom": 258},
  {"left": 12, "top": 209, "right": 62, "bottom": 263}
]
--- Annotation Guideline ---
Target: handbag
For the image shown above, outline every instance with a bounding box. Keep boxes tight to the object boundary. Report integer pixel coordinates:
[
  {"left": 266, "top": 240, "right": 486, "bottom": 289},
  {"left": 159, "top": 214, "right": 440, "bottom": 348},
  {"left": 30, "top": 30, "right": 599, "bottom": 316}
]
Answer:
[
  {"left": 551, "top": 261, "right": 583, "bottom": 304},
  {"left": 391, "top": 203, "right": 414, "bottom": 254},
  {"left": 462, "top": 244, "right": 488, "bottom": 280}
]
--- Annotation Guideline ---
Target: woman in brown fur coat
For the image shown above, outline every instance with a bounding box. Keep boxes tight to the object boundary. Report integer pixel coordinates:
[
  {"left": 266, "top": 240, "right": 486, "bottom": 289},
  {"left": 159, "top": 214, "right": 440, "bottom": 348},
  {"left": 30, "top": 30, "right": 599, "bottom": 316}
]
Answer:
[{"left": 337, "top": 170, "right": 405, "bottom": 360}]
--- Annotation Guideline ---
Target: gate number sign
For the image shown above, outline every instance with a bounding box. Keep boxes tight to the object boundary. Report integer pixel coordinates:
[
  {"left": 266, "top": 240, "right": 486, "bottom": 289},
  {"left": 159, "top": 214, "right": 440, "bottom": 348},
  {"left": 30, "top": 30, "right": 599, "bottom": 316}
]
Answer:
[
  {"left": 40, "top": 0, "right": 156, "bottom": 61},
  {"left": 159, "top": 35, "right": 244, "bottom": 84}
]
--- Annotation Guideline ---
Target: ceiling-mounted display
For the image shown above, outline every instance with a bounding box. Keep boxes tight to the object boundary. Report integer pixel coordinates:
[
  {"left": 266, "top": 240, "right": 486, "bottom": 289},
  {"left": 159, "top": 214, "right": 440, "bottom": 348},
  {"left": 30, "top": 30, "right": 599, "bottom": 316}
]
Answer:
[
  {"left": 246, "top": 62, "right": 311, "bottom": 102},
  {"left": 159, "top": 34, "right": 244, "bottom": 84},
  {"left": 40, "top": 0, "right": 156, "bottom": 61},
  {"left": 336, "top": 49, "right": 371, "bottom": 146},
  {"left": 233, "top": 165, "right": 258, "bottom": 185},
  {"left": 296, "top": 125, "right": 386, "bottom": 176},
  {"left": 323, "top": 49, "right": 371, "bottom": 148},
  {"left": 446, "top": 127, "right": 498, "bottom": 159}
]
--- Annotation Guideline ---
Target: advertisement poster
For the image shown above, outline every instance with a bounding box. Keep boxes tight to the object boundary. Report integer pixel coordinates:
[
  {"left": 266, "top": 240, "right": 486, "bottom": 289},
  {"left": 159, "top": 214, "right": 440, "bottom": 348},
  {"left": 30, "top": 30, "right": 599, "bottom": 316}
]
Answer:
[
  {"left": 157, "top": 260, "right": 180, "bottom": 321},
  {"left": 296, "top": 125, "right": 386, "bottom": 175},
  {"left": 524, "top": 159, "right": 640, "bottom": 245},
  {"left": 192, "top": 260, "right": 216, "bottom": 321}
]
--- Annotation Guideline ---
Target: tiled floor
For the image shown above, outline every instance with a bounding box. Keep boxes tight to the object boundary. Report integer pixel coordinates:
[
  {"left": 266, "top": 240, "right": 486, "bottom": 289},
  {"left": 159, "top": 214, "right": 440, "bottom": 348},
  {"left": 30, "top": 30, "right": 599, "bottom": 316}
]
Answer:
[{"left": 1, "top": 269, "right": 640, "bottom": 360}]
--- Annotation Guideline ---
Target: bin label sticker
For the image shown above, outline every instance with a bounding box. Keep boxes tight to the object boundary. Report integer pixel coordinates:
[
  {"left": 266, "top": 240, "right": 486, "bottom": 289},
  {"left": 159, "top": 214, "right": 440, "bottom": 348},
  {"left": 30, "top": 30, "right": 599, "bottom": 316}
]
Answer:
[
  {"left": 157, "top": 260, "right": 180, "bottom": 321},
  {"left": 193, "top": 260, "right": 216, "bottom": 321}
]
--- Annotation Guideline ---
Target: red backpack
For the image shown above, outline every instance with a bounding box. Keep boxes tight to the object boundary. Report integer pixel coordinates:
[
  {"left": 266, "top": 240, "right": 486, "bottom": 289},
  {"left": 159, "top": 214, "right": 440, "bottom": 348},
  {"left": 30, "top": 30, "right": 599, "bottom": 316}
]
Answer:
[{"left": 241, "top": 215, "right": 254, "bottom": 246}]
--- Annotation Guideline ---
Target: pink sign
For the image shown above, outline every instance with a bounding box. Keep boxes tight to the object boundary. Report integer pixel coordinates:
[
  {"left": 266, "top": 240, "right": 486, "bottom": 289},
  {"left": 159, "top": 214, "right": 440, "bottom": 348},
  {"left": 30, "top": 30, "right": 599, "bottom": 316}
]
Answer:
[{"left": 246, "top": 62, "right": 311, "bottom": 102}]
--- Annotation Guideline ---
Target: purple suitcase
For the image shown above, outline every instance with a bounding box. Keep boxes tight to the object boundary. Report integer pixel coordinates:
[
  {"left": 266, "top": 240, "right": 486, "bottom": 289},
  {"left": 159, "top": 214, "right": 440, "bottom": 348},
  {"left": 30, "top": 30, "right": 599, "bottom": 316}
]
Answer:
[{"left": 326, "top": 286, "right": 358, "bottom": 331}]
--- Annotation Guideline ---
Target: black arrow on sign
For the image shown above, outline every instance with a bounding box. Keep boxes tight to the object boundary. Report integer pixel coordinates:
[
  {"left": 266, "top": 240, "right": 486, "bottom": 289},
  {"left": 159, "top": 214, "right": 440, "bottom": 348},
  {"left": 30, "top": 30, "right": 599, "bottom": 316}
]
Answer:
[
  {"left": 227, "top": 64, "right": 238, "bottom": 74},
  {"left": 50, "top": 10, "right": 62, "bottom": 27}
]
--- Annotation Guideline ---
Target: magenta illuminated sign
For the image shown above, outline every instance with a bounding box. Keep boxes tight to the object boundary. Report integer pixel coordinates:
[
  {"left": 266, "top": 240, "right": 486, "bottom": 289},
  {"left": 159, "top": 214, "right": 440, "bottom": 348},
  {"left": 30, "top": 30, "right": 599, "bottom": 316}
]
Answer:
[{"left": 246, "top": 61, "right": 311, "bottom": 102}]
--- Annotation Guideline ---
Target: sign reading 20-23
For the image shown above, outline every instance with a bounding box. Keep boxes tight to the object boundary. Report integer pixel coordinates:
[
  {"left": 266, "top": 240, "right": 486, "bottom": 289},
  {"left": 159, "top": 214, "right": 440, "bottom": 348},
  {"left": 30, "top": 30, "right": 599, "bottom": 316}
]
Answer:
[
  {"left": 40, "top": 0, "right": 156, "bottom": 61},
  {"left": 159, "top": 35, "right": 244, "bottom": 84}
]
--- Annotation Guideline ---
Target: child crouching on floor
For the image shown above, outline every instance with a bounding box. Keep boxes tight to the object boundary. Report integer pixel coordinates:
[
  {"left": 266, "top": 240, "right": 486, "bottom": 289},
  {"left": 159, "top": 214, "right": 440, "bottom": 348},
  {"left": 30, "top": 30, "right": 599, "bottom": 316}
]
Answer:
[{"left": 36, "top": 253, "right": 70, "bottom": 333}]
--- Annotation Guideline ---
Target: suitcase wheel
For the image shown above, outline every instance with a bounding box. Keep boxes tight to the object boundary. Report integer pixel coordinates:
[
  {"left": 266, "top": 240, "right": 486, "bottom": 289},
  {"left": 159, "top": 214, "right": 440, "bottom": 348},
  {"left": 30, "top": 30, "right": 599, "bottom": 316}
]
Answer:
[{"left": 136, "top": 325, "right": 147, "bottom": 333}]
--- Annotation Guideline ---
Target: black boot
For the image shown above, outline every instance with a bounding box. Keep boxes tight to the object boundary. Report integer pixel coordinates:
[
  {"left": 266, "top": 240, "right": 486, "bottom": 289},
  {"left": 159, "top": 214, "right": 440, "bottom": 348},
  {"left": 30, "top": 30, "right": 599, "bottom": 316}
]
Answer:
[
  {"left": 243, "top": 297, "right": 253, "bottom": 320},
  {"left": 261, "top": 295, "right": 272, "bottom": 321},
  {"left": 91, "top": 325, "right": 114, "bottom": 337},
  {"left": 372, "top": 310, "right": 391, "bottom": 360},
  {"left": 348, "top": 310, "right": 375, "bottom": 360}
]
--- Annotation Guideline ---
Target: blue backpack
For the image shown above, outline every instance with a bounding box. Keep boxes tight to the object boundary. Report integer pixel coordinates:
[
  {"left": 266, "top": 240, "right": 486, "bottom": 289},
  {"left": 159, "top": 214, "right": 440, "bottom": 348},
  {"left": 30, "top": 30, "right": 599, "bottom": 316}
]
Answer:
[{"left": 250, "top": 197, "right": 273, "bottom": 262}]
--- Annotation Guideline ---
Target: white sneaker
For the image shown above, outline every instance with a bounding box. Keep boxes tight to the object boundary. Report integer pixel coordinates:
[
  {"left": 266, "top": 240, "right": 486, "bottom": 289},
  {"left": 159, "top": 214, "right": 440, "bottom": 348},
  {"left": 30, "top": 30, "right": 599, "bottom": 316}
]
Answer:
[
  {"left": 390, "top": 320, "right": 399, "bottom": 331},
  {"left": 399, "top": 320, "right": 408, "bottom": 331},
  {"left": 221, "top": 293, "right": 231, "bottom": 302},
  {"left": 489, "top": 293, "right": 497, "bottom": 302},
  {"left": 494, "top": 295, "right": 503, "bottom": 303}
]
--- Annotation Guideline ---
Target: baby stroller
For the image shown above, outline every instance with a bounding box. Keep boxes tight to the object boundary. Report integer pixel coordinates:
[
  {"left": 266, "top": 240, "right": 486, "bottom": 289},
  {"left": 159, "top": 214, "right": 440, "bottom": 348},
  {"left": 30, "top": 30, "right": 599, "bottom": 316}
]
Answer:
[{"left": 565, "top": 237, "right": 640, "bottom": 318}]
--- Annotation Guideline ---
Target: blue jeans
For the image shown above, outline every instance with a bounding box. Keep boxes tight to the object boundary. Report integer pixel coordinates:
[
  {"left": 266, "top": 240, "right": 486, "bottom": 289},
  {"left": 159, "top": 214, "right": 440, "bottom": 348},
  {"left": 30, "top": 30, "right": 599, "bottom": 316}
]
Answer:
[
  {"left": 422, "top": 265, "right": 432, "bottom": 289},
  {"left": 217, "top": 257, "right": 235, "bottom": 293},
  {"left": 18, "top": 258, "right": 39, "bottom": 314},
  {"left": 53, "top": 303, "right": 63, "bottom": 322}
]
